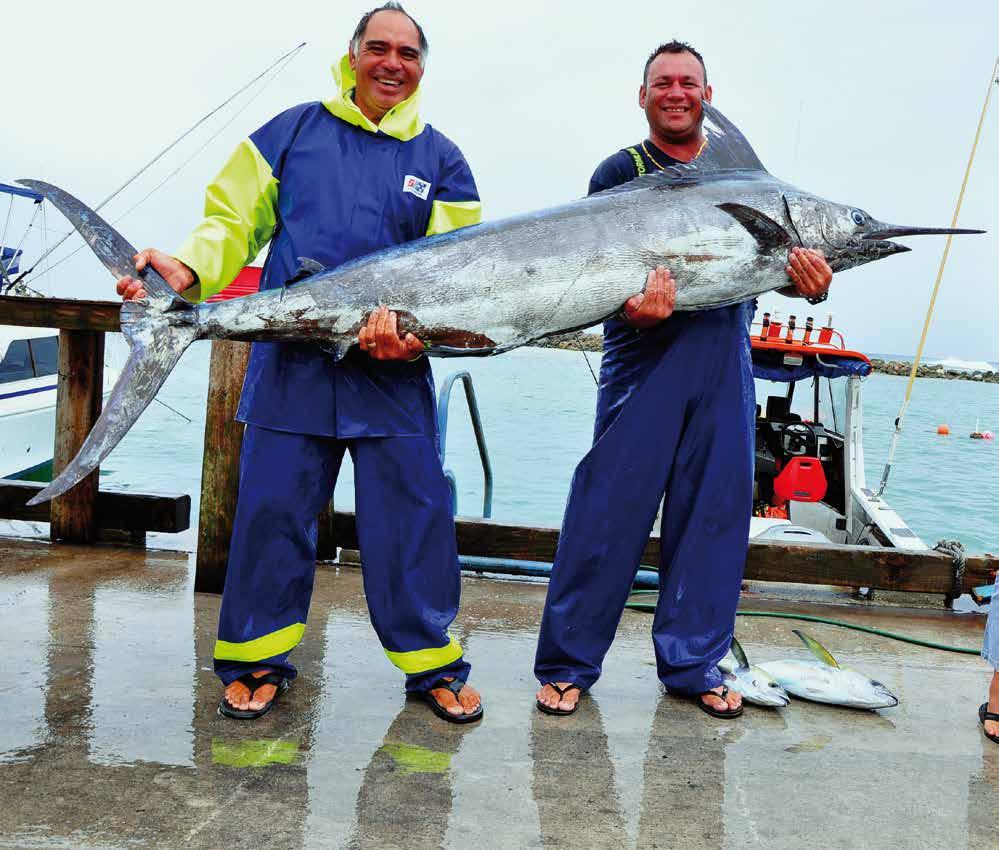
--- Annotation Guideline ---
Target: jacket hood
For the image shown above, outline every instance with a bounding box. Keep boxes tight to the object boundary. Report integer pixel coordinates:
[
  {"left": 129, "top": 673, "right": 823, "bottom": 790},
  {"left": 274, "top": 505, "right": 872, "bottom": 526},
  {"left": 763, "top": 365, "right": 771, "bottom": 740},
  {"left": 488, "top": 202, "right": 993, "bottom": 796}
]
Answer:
[{"left": 323, "top": 54, "right": 425, "bottom": 142}]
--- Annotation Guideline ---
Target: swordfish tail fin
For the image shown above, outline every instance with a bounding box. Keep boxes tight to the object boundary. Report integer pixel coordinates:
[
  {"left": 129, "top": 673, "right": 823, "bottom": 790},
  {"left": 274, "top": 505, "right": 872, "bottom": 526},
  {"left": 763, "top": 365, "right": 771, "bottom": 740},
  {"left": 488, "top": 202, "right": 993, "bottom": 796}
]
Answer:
[
  {"left": 16, "top": 178, "right": 190, "bottom": 313},
  {"left": 26, "top": 305, "right": 199, "bottom": 506},
  {"left": 15, "top": 179, "right": 202, "bottom": 506}
]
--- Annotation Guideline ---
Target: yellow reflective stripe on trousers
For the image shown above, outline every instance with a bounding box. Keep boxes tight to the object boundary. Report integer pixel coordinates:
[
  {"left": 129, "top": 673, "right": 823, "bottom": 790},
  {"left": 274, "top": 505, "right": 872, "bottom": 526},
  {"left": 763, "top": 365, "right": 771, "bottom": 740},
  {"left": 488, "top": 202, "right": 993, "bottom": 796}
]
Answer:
[
  {"left": 214, "top": 622, "right": 306, "bottom": 662},
  {"left": 425, "top": 200, "right": 482, "bottom": 236},
  {"left": 383, "top": 634, "right": 463, "bottom": 674}
]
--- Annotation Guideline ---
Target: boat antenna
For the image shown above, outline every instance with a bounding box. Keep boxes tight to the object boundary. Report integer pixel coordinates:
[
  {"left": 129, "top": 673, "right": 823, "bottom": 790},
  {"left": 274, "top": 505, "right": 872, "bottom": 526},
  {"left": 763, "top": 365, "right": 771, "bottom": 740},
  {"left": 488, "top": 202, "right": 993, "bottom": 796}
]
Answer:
[
  {"left": 875, "top": 56, "right": 998, "bottom": 499},
  {"left": 7, "top": 41, "right": 306, "bottom": 290}
]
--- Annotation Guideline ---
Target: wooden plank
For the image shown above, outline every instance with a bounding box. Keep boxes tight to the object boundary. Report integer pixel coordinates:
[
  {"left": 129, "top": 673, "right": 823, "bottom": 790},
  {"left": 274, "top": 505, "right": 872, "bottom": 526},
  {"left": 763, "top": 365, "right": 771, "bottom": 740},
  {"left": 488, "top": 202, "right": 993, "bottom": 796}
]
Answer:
[
  {"left": 195, "top": 340, "right": 251, "bottom": 594},
  {"left": 0, "top": 481, "right": 190, "bottom": 532},
  {"left": 0, "top": 295, "right": 120, "bottom": 332},
  {"left": 49, "top": 330, "right": 104, "bottom": 543},
  {"left": 328, "top": 510, "right": 997, "bottom": 595}
]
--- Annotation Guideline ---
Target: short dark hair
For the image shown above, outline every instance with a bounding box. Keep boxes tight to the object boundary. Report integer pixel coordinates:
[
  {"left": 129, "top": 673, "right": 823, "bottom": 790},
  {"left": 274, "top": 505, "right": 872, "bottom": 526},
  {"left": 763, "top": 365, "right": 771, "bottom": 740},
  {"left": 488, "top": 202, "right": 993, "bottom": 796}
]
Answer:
[
  {"left": 351, "top": 2, "right": 429, "bottom": 65},
  {"left": 643, "top": 41, "right": 707, "bottom": 87}
]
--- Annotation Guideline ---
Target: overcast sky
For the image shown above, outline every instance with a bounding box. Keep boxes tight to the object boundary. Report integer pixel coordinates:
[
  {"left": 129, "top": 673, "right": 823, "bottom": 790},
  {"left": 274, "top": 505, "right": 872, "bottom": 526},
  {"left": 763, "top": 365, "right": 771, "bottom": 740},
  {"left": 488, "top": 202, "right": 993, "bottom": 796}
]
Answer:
[{"left": 3, "top": 0, "right": 997, "bottom": 360}]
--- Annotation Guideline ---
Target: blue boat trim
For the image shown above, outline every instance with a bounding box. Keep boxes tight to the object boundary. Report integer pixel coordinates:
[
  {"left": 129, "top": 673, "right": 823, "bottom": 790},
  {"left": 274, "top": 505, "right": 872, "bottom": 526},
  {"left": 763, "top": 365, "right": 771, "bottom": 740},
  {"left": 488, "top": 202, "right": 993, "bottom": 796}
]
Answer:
[
  {"left": 0, "top": 383, "right": 57, "bottom": 401},
  {"left": 0, "top": 182, "right": 44, "bottom": 202}
]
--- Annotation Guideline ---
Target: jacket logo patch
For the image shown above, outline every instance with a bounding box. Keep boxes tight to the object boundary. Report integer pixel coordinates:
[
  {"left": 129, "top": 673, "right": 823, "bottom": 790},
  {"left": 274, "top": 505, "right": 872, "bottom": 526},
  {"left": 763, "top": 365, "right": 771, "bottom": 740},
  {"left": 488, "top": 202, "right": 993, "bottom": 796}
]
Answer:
[{"left": 403, "top": 175, "right": 432, "bottom": 200}]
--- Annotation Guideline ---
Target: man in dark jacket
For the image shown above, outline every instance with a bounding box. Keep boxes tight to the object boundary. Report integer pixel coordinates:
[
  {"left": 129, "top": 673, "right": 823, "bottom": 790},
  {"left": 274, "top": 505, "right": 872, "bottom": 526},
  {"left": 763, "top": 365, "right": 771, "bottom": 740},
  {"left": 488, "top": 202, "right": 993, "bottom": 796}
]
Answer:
[{"left": 534, "top": 41, "right": 832, "bottom": 718}]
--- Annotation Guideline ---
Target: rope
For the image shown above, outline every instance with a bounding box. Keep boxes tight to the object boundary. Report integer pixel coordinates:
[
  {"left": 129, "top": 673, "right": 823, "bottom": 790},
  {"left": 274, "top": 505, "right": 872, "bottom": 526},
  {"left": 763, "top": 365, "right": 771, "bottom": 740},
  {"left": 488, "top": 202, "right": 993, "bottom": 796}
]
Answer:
[
  {"left": 574, "top": 338, "right": 599, "bottom": 386},
  {"left": 876, "top": 57, "right": 999, "bottom": 498},
  {"left": 10, "top": 41, "right": 307, "bottom": 287},
  {"left": 1, "top": 202, "right": 42, "bottom": 294},
  {"left": 934, "top": 539, "right": 968, "bottom": 599}
]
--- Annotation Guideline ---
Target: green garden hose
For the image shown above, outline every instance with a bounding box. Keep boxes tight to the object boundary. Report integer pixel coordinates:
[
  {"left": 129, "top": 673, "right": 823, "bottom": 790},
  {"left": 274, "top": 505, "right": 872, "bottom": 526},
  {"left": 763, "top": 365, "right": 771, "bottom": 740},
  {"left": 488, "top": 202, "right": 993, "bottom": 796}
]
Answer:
[{"left": 624, "top": 596, "right": 982, "bottom": 655}]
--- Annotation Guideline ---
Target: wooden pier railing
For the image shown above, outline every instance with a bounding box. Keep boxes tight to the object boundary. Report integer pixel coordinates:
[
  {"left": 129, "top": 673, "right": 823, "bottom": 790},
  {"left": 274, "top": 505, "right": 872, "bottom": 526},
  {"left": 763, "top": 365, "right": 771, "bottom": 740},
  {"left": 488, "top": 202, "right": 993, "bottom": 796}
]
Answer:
[
  {"left": 2, "top": 295, "right": 994, "bottom": 599},
  {"left": 198, "top": 327, "right": 996, "bottom": 598},
  {"left": 0, "top": 295, "right": 189, "bottom": 544}
]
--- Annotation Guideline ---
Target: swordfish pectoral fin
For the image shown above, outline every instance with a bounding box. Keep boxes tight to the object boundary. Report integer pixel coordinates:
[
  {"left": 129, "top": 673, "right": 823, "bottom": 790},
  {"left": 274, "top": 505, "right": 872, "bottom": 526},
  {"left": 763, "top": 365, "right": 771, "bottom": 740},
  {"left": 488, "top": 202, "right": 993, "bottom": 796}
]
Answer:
[
  {"left": 792, "top": 629, "right": 841, "bottom": 668},
  {"left": 25, "top": 322, "right": 199, "bottom": 506},
  {"left": 717, "top": 203, "right": 793, "bottom": 253}
]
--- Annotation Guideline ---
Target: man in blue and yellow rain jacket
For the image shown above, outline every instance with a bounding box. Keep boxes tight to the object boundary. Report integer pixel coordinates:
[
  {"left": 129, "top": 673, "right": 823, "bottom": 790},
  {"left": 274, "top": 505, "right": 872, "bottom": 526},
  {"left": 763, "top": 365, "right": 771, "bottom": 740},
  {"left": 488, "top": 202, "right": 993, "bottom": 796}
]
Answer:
[{"left": 117, "top": 3, "right": 484, "bottom": 722}]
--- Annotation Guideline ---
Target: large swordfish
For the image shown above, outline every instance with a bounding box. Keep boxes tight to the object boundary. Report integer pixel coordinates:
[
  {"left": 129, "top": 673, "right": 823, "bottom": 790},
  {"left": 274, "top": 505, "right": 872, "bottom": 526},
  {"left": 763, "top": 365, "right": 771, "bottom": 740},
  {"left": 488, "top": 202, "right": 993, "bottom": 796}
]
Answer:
[{"left": 19, "top": 103, "right": 982, "bottom": 506}]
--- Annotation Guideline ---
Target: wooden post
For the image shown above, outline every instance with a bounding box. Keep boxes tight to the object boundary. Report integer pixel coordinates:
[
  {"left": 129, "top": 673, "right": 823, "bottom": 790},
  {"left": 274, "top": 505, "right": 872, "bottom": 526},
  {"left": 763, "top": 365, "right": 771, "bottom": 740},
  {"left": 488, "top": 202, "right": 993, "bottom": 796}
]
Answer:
[
  {"left": 49, "top": 330, "right": 104, "bottom": 543},
  {"left": 317, "top": 501, "right": 337, "bottom": 561},
  {"left": 195, "top": 340, "right": 250, "bottom": 594}
]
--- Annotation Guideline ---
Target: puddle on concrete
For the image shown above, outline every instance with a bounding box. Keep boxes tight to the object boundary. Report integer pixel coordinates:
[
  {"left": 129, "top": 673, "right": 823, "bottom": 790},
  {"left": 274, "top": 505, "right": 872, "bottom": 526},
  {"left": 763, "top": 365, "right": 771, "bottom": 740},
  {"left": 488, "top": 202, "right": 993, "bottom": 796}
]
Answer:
[{"left": 0, "top": 538, "right": 996, "bottom": 850}]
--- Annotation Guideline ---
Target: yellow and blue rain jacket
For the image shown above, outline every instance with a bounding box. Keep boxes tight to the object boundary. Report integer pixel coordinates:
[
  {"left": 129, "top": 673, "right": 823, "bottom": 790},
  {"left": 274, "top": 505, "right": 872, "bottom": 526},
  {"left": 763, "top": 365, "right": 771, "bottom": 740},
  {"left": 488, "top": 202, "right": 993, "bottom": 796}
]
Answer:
[{"left": 175, "top": 56, "right": 481, "bottom": 437}]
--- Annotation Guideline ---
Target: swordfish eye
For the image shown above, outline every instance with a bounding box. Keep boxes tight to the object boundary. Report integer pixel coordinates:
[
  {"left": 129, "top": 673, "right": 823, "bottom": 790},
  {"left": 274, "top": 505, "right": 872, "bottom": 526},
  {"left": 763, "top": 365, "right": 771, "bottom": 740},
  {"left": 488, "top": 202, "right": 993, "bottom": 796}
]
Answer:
[{"left": 850, "top": 209, "right": 866, "bottom": 226}]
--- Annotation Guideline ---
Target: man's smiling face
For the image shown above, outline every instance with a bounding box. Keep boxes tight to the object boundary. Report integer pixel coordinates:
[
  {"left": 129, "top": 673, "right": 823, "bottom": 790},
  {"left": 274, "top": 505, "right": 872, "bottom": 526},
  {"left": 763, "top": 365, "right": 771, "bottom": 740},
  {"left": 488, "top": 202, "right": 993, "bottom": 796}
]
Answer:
[
  {"left": 640, "top": 51, "right": 712, "bottom": 145},
  {"left": 349, "top": 10, "right": 424, "bottom": 123}
]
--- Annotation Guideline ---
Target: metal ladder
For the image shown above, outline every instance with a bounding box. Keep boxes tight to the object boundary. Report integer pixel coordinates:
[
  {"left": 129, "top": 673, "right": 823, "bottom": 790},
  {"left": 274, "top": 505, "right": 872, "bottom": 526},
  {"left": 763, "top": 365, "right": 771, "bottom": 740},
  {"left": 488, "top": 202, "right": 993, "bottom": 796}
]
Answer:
[{"left": 436, "top": 371, "right": 493, "bottom": 518}]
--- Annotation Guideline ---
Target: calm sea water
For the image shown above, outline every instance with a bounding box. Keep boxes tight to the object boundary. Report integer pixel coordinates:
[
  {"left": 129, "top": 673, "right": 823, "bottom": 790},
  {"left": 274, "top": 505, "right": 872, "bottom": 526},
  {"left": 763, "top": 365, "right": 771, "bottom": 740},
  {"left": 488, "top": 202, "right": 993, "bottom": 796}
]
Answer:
[{"left": 92, "top": 341, "right": 998, "bottom": 555}]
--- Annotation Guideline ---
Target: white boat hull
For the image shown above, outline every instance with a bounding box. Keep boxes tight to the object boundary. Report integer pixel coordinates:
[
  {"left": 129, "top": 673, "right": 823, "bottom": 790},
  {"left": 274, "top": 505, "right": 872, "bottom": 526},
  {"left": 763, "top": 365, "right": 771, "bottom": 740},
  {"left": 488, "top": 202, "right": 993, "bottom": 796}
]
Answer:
[{"left": 0, "top": 377, "right": 57, "bottom": 479}]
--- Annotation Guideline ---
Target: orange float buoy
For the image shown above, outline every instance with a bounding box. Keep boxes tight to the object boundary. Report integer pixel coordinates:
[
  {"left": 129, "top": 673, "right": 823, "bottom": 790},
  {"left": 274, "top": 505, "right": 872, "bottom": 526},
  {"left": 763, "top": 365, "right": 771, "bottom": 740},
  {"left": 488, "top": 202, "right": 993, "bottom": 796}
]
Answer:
[{"left": 937, "top": 424, "right": 950, "bottom": 435}]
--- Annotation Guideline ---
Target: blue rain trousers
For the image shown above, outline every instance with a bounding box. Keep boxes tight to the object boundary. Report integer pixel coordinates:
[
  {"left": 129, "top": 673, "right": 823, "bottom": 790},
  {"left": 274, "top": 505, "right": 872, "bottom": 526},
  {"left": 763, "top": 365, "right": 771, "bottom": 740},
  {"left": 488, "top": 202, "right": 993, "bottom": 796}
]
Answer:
[
  {"left": 535, "top": 303, "right": 755, "bottom": 695},
  {"left": 214, "top": 424, "right": 470, "bottom": 693},
  {"left": 984, "top": 592, "right": 999, "bottom": 670}
]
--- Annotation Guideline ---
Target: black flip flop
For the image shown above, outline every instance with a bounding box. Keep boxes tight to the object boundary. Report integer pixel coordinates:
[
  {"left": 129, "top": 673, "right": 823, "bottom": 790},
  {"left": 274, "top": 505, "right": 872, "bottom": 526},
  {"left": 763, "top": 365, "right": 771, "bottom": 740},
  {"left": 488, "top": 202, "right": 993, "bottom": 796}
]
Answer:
[
  {"left": 425, "top": 678, "right": 483, "bottom": 724},
  {"left": 979, "top": 703, "right": 999, "bottom": 744},
  {"left": 536, "top": 682, "right": 583, "bottom": 716},
  {"left": 218, "top": 671, "right": 290, "bottom": 720},
  {"left": 693, "top": 684, "right": 743, "bottom": 719}
]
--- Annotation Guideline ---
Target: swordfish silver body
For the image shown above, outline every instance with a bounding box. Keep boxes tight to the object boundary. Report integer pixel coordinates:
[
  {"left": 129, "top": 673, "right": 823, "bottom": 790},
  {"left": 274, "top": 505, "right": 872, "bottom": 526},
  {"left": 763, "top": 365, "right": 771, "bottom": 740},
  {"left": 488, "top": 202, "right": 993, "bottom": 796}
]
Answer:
[
  {"left": 199, "top": 172, "right": 801, "bottom": 356},
  {"left": 17, "top": 102, "right": 982, "bottom": 505}
]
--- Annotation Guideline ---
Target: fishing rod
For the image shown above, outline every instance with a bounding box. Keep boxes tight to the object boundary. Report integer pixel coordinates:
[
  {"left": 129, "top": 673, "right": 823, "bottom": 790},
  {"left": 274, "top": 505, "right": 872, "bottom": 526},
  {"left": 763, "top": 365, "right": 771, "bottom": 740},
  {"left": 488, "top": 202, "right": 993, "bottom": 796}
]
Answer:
[
  {"left": 6, "top": 41, "right": 307, "bottom": 291},
  {"left": 876, "top": 56, "right": 999, "bottom": 498}
]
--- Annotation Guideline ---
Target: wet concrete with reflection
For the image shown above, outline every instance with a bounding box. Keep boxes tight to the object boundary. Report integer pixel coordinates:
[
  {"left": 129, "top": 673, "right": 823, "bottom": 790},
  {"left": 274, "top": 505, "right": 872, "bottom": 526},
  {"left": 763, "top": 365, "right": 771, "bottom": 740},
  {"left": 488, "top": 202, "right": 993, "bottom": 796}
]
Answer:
[{"left": 2, "top": 536, "right": 997, "bottom": 849}]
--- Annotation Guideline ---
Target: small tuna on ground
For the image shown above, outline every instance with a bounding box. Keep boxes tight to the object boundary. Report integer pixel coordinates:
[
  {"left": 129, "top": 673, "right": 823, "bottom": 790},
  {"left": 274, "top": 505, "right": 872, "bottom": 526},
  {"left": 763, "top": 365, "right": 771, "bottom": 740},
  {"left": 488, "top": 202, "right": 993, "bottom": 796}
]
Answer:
[{"left": 757, "top": 630, "right": 899, "bottom": 710}]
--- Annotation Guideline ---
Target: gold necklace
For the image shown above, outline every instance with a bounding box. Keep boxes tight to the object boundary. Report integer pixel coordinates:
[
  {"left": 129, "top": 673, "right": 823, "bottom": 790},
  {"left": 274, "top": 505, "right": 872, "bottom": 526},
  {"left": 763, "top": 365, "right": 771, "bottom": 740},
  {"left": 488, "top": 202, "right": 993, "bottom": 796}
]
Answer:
[{"left": 641, "top": 137, "right": 708, "bottom": 171}]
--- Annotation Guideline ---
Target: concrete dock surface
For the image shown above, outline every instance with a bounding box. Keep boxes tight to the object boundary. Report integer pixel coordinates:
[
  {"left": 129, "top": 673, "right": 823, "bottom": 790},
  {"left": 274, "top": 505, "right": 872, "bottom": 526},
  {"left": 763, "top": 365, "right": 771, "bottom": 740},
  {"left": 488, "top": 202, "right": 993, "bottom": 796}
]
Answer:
[{"left": 1, "top": 535, "right": 997, "bottom": 849}]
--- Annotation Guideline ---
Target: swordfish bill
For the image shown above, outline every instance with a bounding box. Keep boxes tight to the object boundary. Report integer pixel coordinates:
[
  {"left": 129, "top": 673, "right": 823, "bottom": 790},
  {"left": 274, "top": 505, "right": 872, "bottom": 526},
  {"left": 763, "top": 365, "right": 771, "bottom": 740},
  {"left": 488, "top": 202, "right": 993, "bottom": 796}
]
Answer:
[{"left": 18, "top": 103, "right": 984, "bottom": 505}]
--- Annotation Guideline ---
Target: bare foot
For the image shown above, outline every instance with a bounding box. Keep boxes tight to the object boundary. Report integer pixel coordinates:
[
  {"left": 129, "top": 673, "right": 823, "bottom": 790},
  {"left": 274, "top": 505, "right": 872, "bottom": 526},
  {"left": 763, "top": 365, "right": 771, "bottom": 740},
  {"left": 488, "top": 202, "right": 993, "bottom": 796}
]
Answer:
[
  {"left": 536, "top": 682, "right": 581, "bottom": 713},
  {"left": 223, "top": 669, "right": 278, "bottom": 712},
  {"left": 702, "top": 685, "right": 742, "bottom": 714},
  {"left": 429, "top": 677, "right": 481, "bottom": 717}
]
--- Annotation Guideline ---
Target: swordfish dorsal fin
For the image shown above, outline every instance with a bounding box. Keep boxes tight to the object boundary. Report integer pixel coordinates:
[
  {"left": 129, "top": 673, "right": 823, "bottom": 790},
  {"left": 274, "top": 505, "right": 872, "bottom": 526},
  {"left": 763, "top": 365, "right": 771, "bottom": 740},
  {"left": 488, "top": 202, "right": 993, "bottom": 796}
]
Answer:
[
  {"left": 793, "top": 630, "right": 841, "bottom": 668},
  {"left": 588, "top": 103, "right": 768, "bottom": 198},
  {"left": 698, "top": 102, "right": 768, "bottom": 173}
]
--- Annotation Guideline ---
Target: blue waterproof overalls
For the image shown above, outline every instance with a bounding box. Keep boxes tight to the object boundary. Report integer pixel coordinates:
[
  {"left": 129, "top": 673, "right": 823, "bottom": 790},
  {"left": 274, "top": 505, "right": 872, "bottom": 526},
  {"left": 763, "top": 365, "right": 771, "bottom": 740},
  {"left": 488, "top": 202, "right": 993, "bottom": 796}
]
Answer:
[
  {"left": 175, "top": 58, "right": 482, "bottom": 692},
  {"left": 534, "top": 141, "right": 755, "bottom": 695}
]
